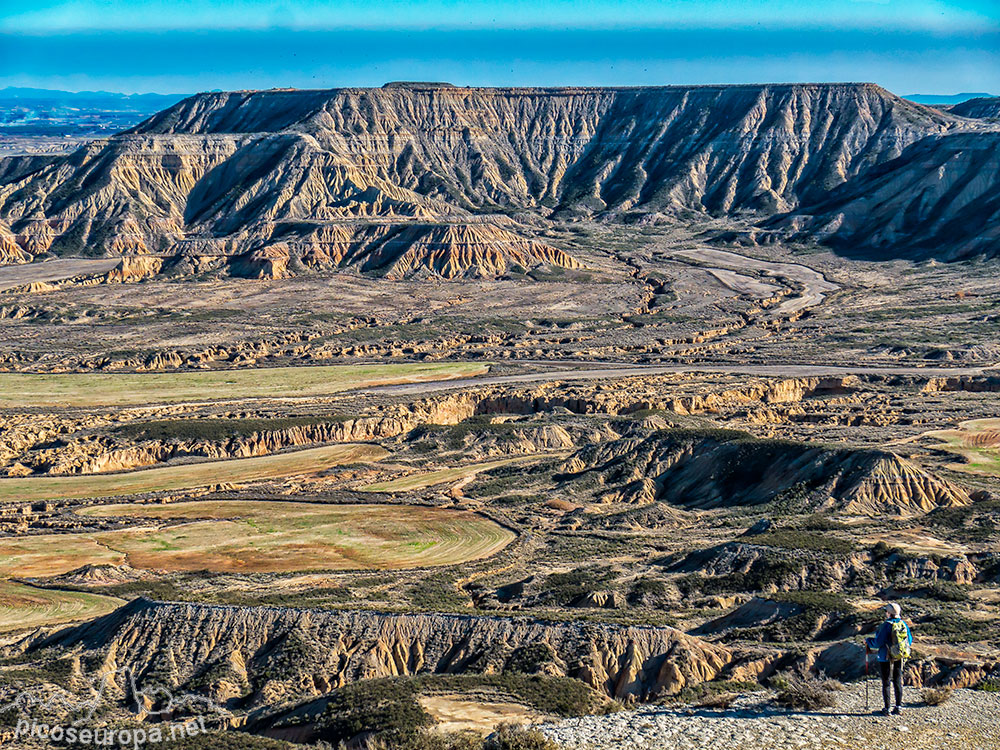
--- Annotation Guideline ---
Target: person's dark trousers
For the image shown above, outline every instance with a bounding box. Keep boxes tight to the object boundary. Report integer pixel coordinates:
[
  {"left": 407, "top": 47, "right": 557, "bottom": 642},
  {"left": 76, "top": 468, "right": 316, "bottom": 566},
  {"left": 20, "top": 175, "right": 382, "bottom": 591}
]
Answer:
[{"left": 880, "top": 660, "right": 903, "bottom": 709}]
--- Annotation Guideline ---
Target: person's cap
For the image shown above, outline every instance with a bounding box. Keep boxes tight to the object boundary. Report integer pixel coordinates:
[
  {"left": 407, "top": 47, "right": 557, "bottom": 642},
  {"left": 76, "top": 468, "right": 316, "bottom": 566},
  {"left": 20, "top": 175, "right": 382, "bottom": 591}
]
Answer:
[{"left": 886, "top": 602, "right": 901, "bottom": 617}]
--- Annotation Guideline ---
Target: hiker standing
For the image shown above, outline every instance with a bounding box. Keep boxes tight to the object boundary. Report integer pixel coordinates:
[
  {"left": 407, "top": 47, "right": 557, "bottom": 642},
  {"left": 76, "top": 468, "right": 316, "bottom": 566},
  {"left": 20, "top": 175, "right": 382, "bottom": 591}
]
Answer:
[{"left": 866, "top": 602, "right": 913, "bottom": 716}]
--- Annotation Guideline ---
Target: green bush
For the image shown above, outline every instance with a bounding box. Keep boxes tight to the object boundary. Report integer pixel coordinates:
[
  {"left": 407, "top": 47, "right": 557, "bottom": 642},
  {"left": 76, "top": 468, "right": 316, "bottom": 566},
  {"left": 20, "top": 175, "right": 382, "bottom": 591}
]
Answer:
[
  {"left": 771, "top": 591, "right": 854, "bottom": 613},
  {"left": 628, "top": 576, "right": 668, "bottom": 604},
  {"left": 921, "top": 612, "right": 995, "bottom": 643},
  {"left": 159, "top": 734, "right": 295, "bottom": 750},
  {"left": 671, "top": 679, "right": 762, "bottom": 704},
  {"left": 542, "top": 566, "right": 617, "bottom": 605},
  {"left": 895, "top": 580, "right": 970, "bottom": 602},
  {"left": 408, "top": 572, "right": 468, "bottom": 610},
  {"left": 507, "top": 644, "right": 557, "bottom": 674},
  {"left": 752, "top": 530, "right": 856, "bottom": 554},
  {"left": 675, "top": 554, "right": 807, "bottom": 596},
  {"left": 974, "top": 678, "right": 1000, "bottom": 692},
  {"left": 316, "top": 679, "right": 432, "bottom": 746}
]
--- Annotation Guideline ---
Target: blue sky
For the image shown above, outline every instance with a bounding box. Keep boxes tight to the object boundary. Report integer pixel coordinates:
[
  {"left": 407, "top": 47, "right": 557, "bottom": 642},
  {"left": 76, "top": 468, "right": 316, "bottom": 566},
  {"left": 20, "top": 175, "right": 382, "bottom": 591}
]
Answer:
[{"left": 1, "top": 1, "right": 998, "bottom": 94}]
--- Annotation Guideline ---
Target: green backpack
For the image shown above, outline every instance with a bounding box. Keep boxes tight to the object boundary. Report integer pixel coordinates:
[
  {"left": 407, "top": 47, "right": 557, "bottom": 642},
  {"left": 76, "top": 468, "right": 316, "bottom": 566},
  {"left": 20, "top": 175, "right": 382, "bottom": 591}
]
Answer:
[{"left": 889, "top": 619, "right": 910, "bottom": 661}]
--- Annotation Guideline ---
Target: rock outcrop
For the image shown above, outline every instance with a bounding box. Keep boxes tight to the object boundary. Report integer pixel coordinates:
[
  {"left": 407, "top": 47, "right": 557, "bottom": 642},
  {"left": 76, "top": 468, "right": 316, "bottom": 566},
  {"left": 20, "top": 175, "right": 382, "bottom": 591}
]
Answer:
[
  {"left": 39, "top": 599, "right": 731, "bottom": 703},
  {"left": 673, "top": 541, "right": 978, "bottom": 592}
]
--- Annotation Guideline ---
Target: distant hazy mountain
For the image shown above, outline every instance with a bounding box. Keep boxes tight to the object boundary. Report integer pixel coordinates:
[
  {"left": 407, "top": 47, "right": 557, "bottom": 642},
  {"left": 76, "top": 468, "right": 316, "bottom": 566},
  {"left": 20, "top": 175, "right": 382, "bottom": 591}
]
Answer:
[
  {"left": 904, "top": 92, "right": 994, "bottom": 105},
  {"left": 0, "top": 87, "right": 188, "bottom": 137}
]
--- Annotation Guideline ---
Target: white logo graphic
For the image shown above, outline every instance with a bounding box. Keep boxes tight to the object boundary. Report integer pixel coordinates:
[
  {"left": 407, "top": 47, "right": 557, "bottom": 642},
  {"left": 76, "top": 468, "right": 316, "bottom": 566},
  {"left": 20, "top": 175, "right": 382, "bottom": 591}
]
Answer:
[{"left": 0, "top": 665, "right": 232, "bottom": 747}]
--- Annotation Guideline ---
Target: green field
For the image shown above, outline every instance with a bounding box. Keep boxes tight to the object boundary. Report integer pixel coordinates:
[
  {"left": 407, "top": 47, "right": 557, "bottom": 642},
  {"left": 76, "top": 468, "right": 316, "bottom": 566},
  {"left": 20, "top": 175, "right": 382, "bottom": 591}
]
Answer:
[
  {"left": 0, "top": 579, "right": 123, "bottom": 632},
  {"left": 0, "top": 362, "right": 488, "bottom": 408},
  {"left": 928, "top": 418, "right": 1000, "bottom": 477},
  {"left": 0, "top": 501, "right": 516, "bottom": 576},
  {"left": 361, "top": 454, "right": 563, "bottom": 493},
  {"left": 0, "top": 443, "right": 388, "bottom": 504}
]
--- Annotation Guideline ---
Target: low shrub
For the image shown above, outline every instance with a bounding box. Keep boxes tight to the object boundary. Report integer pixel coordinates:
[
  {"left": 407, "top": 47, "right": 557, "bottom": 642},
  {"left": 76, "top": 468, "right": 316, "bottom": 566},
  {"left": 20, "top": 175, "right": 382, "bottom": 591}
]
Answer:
[
  {"left": 753, "top": 530, "right": 856, "bottom": 555},
  {"left": 975, "top": 678, "right": 1000, "bottom": 692},
  {"left": 894, "top": 580, "right": 970, "bottom": 602},
  {"left": 542, "top": 566, "right": 617, "bottom": 605},
  {"left": 922, "top": 687, "right": 953, "bottom": 706},
  {"left": 695, "top": 692, "right": 738, "bottom": 710},
  {"left": 159, "top": 734, "right": 294, "bottom": 750},
  {"left": 484, "top": 723, "right": 558, "bottom": 750},
  {"left": 770, "top": 671, "right": 837, "bottom": 711},
  {"left": 921, "top": 612, "right": 995, "bottom": 643},
  {"left": 316, "top": 678, "right": 432, "bottom": 746},
  {"left": 671, "top": 679, "right": 761, "bottom": 704}
]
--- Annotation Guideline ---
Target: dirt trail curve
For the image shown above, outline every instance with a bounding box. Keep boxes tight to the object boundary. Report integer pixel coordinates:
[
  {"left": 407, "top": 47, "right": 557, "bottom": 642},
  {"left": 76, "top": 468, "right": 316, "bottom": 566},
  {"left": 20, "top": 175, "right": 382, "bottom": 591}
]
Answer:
[{"left": 672, "top": 247, "right": 840, "bottom": 315}]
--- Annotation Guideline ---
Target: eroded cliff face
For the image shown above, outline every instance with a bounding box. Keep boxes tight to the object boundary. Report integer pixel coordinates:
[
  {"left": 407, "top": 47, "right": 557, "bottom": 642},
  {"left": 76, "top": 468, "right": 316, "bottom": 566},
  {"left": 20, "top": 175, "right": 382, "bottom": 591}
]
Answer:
[
  {"left": 0, "top": 82, "right": 983, "bottom": 276},
  {"left": 41, "top": 599, "right": 731, "bottom": 703}
]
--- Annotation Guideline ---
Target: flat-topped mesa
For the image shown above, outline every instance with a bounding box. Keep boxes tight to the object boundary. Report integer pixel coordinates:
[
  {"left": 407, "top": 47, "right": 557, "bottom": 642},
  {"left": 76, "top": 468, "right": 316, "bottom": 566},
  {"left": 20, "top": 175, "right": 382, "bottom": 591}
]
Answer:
[
  {"left": 129, "top": 81, "right": 932, "bottom": 136},
  {"left": 0, "top": 81, "right": 991, "bottom": 274}
]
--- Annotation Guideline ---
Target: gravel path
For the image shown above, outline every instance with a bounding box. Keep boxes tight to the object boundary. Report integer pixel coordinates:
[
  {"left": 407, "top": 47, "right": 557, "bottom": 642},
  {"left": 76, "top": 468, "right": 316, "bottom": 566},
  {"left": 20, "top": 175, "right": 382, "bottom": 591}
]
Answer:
[
  {"left": 362, "top": 361, "right": 987, "bottom": 396},
  {"left": 539, "top": 684, "right": 1000, "bottom": 750}
]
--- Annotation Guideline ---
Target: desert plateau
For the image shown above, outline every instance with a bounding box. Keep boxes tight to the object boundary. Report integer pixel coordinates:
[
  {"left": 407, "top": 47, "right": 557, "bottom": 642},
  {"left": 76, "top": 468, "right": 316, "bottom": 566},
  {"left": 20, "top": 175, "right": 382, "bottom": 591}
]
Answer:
[{"left": 0, "top": 79, "right": 998, "bottom": 750}]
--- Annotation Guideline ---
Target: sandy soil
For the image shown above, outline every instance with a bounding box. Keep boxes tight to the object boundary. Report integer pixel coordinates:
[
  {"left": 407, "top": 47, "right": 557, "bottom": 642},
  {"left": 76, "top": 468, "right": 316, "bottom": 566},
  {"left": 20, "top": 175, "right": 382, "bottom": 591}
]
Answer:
[{"left": 0, "top": 258, "right": 120, "bottom": 291}]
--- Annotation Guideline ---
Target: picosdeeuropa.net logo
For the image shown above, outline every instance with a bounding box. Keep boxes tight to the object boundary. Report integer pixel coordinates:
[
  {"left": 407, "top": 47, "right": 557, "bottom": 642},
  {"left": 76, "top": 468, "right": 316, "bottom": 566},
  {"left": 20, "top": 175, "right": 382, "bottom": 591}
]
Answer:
[{"left": 1, "top": 665, "right": 231, "bottom": 747}]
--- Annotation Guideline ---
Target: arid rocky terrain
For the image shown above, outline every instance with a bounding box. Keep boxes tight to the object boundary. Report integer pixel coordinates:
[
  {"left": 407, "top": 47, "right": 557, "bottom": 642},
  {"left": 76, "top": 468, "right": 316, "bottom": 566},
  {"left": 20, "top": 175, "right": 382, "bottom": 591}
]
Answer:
[{"left": 0, "top": 83, "right": 997, "bottom": 750}]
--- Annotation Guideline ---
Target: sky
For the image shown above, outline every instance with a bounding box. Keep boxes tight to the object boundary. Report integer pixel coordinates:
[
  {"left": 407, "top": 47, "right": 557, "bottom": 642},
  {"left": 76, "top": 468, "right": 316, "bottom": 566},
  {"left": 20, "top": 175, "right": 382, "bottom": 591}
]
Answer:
[{"left": 1, "top": 0, "right": 998, "bottom": 95}]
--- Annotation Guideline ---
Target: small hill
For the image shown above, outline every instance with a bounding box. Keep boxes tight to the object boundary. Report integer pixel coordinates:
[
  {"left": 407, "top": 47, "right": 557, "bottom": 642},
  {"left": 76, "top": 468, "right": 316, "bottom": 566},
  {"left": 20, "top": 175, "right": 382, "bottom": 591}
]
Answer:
[
  {"left": 764, "top": 133, "right": 1000, "bottom": 261},
  {"left": 557, "top": 428, "right": 969, "bottom": 515},
  {"left": 949, "top": 96, "right": 1000, "bottom": 119}
]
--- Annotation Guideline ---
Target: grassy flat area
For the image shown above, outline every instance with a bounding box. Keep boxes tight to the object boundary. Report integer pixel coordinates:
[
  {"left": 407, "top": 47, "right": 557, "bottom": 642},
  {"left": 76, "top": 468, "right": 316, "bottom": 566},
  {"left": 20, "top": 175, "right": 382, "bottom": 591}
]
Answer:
[
  {"left": 0, "top": 443, "right": 388, "bottom": 504},
  {"left": 0, "top": 579, "right": 123, "bottom": 632},
  {"left": 0, "top": 362, "right": 488, "bottom": 408},
  {"left": 0, "top": 501, "right": 517, "bottom": 575},
  {"left": 361, "top": 454, "right": 559, "bottom": 493},
  {"left": 928, "top": 419, "right": 1000, "bottom": 476}
]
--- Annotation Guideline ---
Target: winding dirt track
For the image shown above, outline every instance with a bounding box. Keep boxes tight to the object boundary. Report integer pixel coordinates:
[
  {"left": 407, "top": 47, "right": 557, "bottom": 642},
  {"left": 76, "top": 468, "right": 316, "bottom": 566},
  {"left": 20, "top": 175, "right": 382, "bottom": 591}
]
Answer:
[
  {"left": 672, "top": 247, "right": 840, "bottom": 314},
  {"left": 363, "top": 361, "right": 989, "bottom": 396}
]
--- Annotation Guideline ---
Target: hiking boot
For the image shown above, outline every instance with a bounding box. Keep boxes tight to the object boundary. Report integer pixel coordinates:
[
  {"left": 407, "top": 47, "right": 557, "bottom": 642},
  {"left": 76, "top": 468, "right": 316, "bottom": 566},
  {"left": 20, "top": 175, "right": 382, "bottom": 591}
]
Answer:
[
  {"left": 892, "top": 706, "right": 902, "bottom": 715},
  {"left": 880, "top": 707, "right": 891, "bottom": 716}
]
